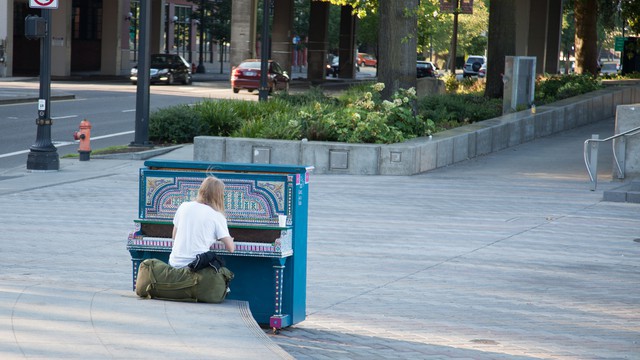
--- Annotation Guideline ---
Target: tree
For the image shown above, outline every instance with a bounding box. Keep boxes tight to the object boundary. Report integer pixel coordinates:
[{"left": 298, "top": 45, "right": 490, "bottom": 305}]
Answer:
[
  {"left": 377, "top": 0, "right": 419, "bottom": 99},
  {"left": 574, "top": 0, "right": 598, "bottom": 75},
  {"left": 484, "top": 0, "right": 516, "bottom": 99},
  {"left": 320, "top": 0, "right": 417, "bottom": 99}
]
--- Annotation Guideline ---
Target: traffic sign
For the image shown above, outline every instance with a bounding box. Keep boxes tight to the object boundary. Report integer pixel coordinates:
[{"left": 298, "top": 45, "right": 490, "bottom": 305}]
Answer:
[
  {"left": 30, "top": 0, "right": 58, "bottom": 9},
  {"left": 615, "top": 37, "right": 627, "bottom": 52}
]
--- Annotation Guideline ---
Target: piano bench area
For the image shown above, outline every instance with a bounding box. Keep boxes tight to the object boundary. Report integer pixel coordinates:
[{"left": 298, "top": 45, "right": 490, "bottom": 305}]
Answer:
[{"left": 126, "top": 160, "right": 312, "bottom": 331}]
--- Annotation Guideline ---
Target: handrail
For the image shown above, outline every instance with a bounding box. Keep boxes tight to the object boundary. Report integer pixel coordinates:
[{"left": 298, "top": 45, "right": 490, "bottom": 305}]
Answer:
[{"left": 584, "top": 125, "right": 640, "bottom": 190}]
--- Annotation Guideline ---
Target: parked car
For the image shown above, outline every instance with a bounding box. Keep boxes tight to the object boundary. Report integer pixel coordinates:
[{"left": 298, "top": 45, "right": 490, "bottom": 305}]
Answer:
[
  {"left": 357, "top": 53, "right": 377, "bottom": 67},
  {"left": 417, "top": 61, "right": 437, "bottom": 78},
  {"left": 130, "top": 53, "right": 192, "bottom": 85},
  {"left": 230, "top": 59, "right": 289, "bottom": 94},
  {"left": 599, "top": 61, "right": 619, "bottom": 76},
  {"left": 462, "top": 55, "right": 486, "bottom": 78},
  {"left": 478, "top": 63, "right": 487, "bottom": 78}
]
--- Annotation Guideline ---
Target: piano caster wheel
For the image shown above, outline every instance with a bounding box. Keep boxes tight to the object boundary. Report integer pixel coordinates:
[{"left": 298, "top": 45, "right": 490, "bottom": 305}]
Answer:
[{"left": 272, "top": 327, "right": 280, "bottom": 335}]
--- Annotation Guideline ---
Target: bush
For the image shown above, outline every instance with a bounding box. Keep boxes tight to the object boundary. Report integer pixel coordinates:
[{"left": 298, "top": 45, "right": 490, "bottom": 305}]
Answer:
[
  {"left": 196, "top": 99, "right": 241, "bottom": 136},
  {"left": 418, "top": 93, "right": 502, "bottom": 127},
  {"left": 149, "top": 73, "right": 605, "bottom": 145},
  {"left": 535, "top": 74, "right": 602, "bottom": 104},
  {"left": 149, "top": 104, "right": 202, "bottom": 144}
]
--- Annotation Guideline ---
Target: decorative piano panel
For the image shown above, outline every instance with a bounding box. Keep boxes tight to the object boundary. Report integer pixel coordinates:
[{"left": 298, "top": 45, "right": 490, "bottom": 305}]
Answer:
[{"left": 141, "top": 172, "right": 292, "bottom": 228}]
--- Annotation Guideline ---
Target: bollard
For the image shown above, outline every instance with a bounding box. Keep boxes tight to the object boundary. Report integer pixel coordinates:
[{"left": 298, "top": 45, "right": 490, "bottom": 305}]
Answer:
[{"left": 73, "top": 119, "right": 92, "bottom": 161}]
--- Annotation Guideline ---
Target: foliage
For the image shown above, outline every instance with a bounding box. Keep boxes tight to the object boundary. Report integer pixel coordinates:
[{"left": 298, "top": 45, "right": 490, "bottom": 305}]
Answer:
[
  {"left": 418, "top": 93, "right": 502, "bottom": 128},
  {"left": 188, "top": 0, "right": 231, "bottom": 43},
  {"left": 149, "top": 104, "right": 203, "bottom": 144},
  {"left": 535, "top": 74, "right": 602, "bottom": 104},
  {"left": 442, "top": 72, "right": 459, "bottom": 93},
  {"left": 150, "top": 75, "right": 606, "bottom": 145},
  {"left": 195, "top": 99, "right": 241, "bottom": 136}
]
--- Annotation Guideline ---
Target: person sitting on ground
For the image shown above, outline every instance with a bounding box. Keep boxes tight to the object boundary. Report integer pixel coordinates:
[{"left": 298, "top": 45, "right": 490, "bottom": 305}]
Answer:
[{"left": 169, "top": 176, "right": 235, "bottom": 269}]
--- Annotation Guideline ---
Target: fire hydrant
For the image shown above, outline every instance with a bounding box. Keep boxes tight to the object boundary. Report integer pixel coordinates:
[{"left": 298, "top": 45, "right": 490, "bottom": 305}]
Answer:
[{"left": 73, "top": 119, "right": 92, "bottom": 161}]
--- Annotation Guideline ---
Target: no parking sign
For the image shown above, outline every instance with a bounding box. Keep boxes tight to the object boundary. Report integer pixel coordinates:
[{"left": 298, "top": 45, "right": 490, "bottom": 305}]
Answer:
[{"left": 29, "top": 0, "right": 58, "bottom": 9}]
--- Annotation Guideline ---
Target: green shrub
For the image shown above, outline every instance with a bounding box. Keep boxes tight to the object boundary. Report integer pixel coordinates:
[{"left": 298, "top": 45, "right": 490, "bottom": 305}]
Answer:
[
  {"left": 195, "top": 99, "right": 241, "bottom": 136},
  {"left": 149, "top": 73, "right": 606, "bottom": 146},
  {"left": 535, "top": 74, "right": 602, "bottom": 104},
  {"left": 418, "top": 93, "right": 502, "bottom": 126},
  {"left": 271, "top": 86, "right": 333, "bottom": 106},
  {"left": 232, "top": 104, "right": 301, "bottom": 140},
  {"left": 149, "top": 104, "right": 202, "bottom": 144},
  {"left": 442, "top": 72, "right": 459, "bottom": 93}
]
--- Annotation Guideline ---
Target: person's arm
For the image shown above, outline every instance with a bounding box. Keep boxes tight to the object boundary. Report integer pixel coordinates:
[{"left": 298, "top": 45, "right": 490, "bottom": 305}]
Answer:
[
  {"left": 220, "top": 236, "right": 235, "bottom": 253},
  {"left": 172, "top": 226, "right": 177, "bottom": 239}
]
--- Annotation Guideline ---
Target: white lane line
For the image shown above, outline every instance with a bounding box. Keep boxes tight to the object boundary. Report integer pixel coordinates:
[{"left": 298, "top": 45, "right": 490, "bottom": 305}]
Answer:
[
  {"left": 91, "top": 130, "right": 134, "bottom": 140},
  {"left": 51, "top": 115, "right": 78, "bottom": 120},
  {"left": 122, "top": 109, "right": 136, "bottom": 113},
  {"left": 0, "top": 130, "right": 135, "bottom": 159}
]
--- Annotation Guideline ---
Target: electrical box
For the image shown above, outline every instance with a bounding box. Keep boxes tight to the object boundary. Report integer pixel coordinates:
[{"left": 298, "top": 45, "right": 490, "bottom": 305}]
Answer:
[
  {"left": 25, "top": 15, "right": 47, "bottom": 40},
  {"left": 503, "top": 56, "right": 536, "bottom": 114}
]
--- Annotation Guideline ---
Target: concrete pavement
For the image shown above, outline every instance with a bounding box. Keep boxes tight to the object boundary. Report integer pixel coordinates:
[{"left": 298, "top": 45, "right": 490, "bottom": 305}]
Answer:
[{"left": 0, "top": 113, "right": 638, "bottom": 359}]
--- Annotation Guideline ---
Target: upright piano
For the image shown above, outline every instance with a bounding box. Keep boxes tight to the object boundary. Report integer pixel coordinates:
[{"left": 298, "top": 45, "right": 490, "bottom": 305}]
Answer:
[{"left": 126, "top": 160, "right": 313, "bottom": 330}]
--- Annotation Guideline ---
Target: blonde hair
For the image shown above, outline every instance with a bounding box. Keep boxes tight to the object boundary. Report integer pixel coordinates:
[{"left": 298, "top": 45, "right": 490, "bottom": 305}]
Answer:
[{"left": 196, "top": 176, "right": 225, "bottom": 213}]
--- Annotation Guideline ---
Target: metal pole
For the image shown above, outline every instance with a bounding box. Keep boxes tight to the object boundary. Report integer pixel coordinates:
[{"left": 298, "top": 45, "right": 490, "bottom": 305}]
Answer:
[
  {"left": 258, "top": 0, "right": 270, "bottom": 101},
  {"left": 132, "top": 0, "right": 151, "bottom": 147},
  {"left": 448, "top": 0, "right": 459, "bottom": 74},
  {"left": 27, "top": 9, "right": 59, "bottom": 171},
  {"left": 589, "top": 134, "right": 599, "bottom": 191},
  {"left": 197, "top": 0, "right": 206, "bottom": 73}
]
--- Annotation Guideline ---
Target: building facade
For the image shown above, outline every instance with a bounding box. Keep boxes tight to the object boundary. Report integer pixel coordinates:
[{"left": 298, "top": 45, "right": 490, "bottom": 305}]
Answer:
[{"left": 0, "top": 0, "right": 221, "bottom": 78}]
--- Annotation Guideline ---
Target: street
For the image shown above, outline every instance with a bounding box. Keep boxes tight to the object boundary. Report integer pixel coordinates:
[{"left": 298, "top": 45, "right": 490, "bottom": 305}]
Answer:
[
  {"left": 0, "top": 80, "right": 251, "bottom": 171},
  {"left": 0, "top": 65, "right": 378, "bottom": 171}
]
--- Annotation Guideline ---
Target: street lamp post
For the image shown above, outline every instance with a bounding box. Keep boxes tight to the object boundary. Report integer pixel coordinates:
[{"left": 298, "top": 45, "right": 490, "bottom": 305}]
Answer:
[{"left": 27, "top": 9, "right": 59, "bottom": 171}]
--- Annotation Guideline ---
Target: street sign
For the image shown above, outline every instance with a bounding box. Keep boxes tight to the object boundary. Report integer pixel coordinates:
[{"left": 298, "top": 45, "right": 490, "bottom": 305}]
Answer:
[
  {"left": 29, "top": 0, "right": 58, "bottom": 9},
  {"left": 440, "top": 0, "right": 473, "bottom": 14},
  {"left": 615, "top": 37, "right": 627, "bottom": 52}
]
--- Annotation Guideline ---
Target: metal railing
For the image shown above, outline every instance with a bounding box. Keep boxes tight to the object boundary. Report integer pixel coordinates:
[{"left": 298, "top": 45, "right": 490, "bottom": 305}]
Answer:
[{"left": 584, "top": 125, "right": 640, "bottom": 190}]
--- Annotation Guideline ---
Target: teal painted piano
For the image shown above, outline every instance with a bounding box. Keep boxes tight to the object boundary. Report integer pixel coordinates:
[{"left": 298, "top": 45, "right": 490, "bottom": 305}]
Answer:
[{"left": 126, "top": 160, "right": 313, "bottom": 330}]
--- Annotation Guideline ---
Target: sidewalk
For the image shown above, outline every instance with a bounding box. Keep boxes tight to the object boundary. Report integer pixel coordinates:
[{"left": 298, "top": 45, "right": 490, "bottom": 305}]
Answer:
[{"left": 0, "top": 114, "right": 639, "bottom": 359}]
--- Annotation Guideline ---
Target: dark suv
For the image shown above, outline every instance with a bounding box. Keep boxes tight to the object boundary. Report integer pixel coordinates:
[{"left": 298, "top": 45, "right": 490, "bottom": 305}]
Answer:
[{"left": 462, "top": 55, "right": 486, "bottom": 78}]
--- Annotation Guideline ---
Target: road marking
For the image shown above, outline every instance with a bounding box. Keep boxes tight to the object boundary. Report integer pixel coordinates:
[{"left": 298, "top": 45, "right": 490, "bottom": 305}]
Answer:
[
  {"left": 0, "top": 131, "right": 135, "bottom": 159},
  {"left": 51, "top": 115, "right": 78, "bottom": 120},
  {"left": 122, "top": 109, "right": 135, "bottom": 113},
  {"left": 91, "top": 130, "right": 134, "bottom": 140}
]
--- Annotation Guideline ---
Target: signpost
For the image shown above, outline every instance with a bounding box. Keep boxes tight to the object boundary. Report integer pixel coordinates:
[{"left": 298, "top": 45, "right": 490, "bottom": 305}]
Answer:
[{"left": 26, "top": 1, "right": 59, "bottom": 171}]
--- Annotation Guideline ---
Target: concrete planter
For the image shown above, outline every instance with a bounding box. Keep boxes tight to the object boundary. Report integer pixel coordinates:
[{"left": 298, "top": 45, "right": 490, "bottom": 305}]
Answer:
[{"left": 194, "top": 85, "right": 640, "bottom": 175}]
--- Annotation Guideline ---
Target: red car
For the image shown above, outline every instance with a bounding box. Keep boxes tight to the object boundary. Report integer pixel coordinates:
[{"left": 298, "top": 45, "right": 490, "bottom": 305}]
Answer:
[
  {"left": 231, "top": 59, "right": 290, "bottom": 94},
  {"left": 357, "top": 53, "right": 377, "bottom": 67}
]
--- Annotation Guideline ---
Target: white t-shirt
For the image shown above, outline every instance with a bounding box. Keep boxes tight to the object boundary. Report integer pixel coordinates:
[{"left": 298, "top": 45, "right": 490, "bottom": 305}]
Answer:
[{"left": 169, "top": 201, "right": 230, "bottom": 268}]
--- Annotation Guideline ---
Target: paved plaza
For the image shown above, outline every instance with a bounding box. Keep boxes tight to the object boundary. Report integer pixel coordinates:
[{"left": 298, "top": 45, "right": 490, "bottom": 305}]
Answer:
[{"left": 0, "top": 101, "right": 638, "bottom": 358}]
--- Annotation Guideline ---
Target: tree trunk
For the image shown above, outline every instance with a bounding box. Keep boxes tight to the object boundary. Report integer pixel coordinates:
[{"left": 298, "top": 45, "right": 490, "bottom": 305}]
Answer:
[
  {"left": 484, "top": 0, "right": 516, "bottom": 99},
  {"left": 378, "top": 0, "right": 418, "bottom": 100},
  {"left": 574, "top": 0, "right": 598, "bottom": 75}
]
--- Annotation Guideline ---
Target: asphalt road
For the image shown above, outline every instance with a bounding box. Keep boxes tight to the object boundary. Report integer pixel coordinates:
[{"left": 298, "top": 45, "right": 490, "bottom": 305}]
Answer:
[{"left": 0, "top": 80, "right": 249, "bottom": 170}]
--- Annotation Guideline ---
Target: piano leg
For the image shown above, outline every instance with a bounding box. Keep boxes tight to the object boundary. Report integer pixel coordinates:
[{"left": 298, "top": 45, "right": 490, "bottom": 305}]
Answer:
[{"left": 269, "top": 257, "right": 291, "bottom": 333}]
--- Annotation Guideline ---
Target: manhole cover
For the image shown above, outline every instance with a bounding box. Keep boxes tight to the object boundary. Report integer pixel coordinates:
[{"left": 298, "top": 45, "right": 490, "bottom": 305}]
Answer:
[{"left": 470, "top": 339, "right": 499, "bottom": 345}]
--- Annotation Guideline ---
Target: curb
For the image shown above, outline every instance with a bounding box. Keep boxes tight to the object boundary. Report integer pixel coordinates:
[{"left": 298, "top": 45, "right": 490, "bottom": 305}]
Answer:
[{"left": 91, "top": 144, "right": 185, "bottom": 160}]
